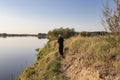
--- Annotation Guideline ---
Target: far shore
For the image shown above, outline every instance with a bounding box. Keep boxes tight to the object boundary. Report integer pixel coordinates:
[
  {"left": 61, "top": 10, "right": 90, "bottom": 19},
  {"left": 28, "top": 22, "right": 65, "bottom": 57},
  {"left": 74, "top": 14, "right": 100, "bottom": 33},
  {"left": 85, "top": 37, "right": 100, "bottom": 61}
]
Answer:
[{"left": 0, "top": 33, "right": 47, "bottom": 38}]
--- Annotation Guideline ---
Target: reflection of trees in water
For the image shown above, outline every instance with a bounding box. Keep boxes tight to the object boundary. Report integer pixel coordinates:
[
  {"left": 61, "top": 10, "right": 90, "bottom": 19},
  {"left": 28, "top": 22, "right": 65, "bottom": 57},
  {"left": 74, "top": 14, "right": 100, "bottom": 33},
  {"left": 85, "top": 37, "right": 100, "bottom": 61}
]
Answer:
[{"left": 0, "top": 36, "right": 47, "bottom": 39}]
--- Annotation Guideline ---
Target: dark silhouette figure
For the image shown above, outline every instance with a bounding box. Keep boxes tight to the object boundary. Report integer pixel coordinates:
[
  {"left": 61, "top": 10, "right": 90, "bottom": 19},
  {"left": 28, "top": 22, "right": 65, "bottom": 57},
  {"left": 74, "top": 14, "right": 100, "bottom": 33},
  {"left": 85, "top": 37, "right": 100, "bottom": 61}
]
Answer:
[{"left": 58, "top": 35, "right": 64, "bottom": 58}]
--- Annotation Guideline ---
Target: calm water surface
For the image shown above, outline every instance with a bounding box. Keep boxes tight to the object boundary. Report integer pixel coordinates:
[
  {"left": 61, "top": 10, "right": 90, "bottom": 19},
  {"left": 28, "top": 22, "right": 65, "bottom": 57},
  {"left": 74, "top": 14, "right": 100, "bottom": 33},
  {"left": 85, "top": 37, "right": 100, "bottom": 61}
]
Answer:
[{"left": 0, "top": 37, "right": 48, "bottom": 80}]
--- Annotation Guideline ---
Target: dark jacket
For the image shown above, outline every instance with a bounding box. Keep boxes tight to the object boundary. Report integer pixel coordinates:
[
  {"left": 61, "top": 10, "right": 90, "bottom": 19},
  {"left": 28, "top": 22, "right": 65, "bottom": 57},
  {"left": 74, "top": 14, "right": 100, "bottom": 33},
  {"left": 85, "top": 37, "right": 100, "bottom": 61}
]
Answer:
[{"left": 58, "top": 36, "right": 64, "bottom": 47}]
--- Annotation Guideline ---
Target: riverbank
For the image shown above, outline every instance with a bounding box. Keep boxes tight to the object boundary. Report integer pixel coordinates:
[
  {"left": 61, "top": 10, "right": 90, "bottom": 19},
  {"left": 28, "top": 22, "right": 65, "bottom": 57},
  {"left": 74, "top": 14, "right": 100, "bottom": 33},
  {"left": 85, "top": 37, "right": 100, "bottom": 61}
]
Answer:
[{"left": 18, "top": 35, "right": 120, "bottom": 80}]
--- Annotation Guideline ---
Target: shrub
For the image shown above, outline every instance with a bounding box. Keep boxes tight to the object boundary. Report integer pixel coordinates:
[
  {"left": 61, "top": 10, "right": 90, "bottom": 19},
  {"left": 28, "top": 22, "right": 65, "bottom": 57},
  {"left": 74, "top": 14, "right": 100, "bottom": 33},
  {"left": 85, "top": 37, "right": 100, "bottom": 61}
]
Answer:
[
  {"left": 80, "top": 31, "right": 108, "bottom": 37},
  {"left": 102, "top": 0, "right": 120, "bottom": 34},
  {"left": 47, "top": 27, "right": 76, "bottom": 40}
]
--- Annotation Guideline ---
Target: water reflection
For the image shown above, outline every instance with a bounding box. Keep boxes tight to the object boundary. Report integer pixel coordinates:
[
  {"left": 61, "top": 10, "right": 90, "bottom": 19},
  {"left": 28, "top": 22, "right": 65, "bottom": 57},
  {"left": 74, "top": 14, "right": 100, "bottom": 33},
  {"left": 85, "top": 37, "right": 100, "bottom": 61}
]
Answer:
[{"left": 0, "top": 37, "right": 48, "bottom": 80}]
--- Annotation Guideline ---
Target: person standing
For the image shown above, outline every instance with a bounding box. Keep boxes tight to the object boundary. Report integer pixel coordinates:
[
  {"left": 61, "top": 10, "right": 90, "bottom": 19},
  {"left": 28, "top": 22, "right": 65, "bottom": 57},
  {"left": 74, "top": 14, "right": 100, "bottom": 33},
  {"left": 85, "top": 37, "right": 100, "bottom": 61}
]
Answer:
[{"left": 58, "top": 35, "right": 64, "bottom": 58}]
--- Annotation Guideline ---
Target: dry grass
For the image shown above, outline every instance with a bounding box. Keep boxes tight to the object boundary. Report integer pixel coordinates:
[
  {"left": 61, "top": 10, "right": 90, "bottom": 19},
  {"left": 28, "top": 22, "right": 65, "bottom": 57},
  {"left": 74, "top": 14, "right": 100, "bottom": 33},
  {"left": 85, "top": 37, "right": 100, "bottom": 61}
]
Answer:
[{"left": 62, "top": 35, "right": 120, "bottom": 80}]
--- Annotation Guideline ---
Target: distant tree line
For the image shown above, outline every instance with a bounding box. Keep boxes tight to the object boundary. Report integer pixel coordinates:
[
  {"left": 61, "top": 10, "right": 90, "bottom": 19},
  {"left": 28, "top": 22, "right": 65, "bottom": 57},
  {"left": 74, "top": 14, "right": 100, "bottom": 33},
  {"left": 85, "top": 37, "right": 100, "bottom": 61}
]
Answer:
[
  {"left": 80, "top": 31, "right": 108, "bottom": 37},
  {"left": 47, "top": 27, "right": 76, "bottom": 40},
  {"left": 37, "top": 33, "right": 47, "bottom": 39},
  {"left": 0, "top": 33, "right": 47, "bottom": 39},
  {"left": 0, "top": 33, "right": 7, "bottom": 37},
  {"left": 0, "top": 33, "right": 37, "bottom": 38}
]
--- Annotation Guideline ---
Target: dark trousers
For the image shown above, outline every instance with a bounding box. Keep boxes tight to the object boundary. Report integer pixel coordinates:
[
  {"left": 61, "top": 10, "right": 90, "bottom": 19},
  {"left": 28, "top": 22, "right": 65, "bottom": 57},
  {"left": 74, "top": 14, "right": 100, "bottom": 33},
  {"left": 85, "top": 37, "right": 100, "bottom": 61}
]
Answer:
[{"left": 59, "top": 46, "right": 63, "bottom": 56}]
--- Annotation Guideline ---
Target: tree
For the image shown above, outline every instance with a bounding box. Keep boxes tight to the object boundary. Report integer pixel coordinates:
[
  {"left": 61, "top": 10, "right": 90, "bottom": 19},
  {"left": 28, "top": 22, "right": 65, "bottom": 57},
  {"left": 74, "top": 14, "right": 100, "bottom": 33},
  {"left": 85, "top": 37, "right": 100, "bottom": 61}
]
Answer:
[
  {"left": 102, "top": 0, "right": 120, "bottom": 34},
  {"left": 47, "top": 27, "right": 76, "bottom": 40}
]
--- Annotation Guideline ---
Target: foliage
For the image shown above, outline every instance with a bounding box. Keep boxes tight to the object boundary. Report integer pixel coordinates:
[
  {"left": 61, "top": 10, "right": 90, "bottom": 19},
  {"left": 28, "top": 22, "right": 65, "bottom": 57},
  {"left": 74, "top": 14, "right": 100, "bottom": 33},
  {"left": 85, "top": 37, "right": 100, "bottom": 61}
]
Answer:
[
  {"left": 102, "top": 0, "right": 120, "bottom": 34},
  {"left": 47, "top": 27, "right": 76, "bottom": 40},
  {"left": 37, "top": 33, "right": 47, "bottom": 38},
  {"left": 80, "top": 31, "right": 108, "bottom": 37}
]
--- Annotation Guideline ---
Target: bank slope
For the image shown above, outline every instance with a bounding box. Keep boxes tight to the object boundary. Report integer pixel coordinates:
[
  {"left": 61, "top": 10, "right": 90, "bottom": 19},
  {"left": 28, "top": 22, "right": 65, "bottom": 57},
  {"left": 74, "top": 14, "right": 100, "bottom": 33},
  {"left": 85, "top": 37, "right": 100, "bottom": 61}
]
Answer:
[{"left": 18, "top": 35, "right": 120, "bottom": 80}]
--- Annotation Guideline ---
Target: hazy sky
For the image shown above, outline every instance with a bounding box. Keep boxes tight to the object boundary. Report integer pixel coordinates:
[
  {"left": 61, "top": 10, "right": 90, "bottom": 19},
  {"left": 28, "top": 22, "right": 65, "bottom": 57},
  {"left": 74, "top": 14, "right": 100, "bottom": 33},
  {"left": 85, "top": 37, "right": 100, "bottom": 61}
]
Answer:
[{"left": 0, "top": 0, "right": 113, "bottom": 34}]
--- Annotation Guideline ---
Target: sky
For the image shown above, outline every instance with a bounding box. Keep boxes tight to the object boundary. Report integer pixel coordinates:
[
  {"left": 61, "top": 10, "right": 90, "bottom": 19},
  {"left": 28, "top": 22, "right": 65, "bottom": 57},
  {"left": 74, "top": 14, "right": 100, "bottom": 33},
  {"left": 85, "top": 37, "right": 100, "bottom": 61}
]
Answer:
[{"left": 0, "top": 0, "right": 114, "bottom": 34}]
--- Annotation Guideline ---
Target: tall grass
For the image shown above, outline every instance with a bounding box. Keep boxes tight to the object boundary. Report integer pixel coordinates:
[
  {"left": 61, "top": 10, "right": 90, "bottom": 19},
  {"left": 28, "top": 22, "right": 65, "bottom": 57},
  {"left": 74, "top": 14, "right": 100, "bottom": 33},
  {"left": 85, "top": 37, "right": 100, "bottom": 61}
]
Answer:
[
  {"left": 63, "top": 34, "right": 120, "bottom": 80},
  {"left": 18, "top": 40, "right": 66, "bottom": 80},
  {"left": 18, "top": 34, "right": 120, "bottom": 80}
]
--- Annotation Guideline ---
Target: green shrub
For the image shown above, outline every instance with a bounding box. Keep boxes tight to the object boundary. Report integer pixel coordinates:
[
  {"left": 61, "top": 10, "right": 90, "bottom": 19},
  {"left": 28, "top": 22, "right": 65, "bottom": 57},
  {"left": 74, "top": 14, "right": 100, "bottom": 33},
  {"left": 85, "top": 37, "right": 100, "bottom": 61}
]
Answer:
[{"left": 47, "top": 27, "right": 76, "bottom": 40}]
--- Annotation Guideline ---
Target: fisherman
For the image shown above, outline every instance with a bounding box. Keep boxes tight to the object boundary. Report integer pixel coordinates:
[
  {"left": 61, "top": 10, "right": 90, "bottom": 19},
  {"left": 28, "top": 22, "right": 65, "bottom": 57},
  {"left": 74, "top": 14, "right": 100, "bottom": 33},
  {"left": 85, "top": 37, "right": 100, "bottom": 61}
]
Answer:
[{"left": 58, "top": 34, "right": 64, "bottom": 58}]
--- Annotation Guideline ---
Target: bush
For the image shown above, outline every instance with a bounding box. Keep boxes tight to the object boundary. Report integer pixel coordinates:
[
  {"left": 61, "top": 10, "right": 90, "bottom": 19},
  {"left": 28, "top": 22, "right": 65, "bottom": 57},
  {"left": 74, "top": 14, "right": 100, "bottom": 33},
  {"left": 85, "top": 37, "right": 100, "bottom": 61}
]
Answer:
[
  {"left": 80, "top": 31, "right": 108, "bottom": 37},
  {"left": 102, "top": 0, "right": 120, "bottom": 34},
  {"left": 47, "top": 27, "right": 76, "bottom": 40}
]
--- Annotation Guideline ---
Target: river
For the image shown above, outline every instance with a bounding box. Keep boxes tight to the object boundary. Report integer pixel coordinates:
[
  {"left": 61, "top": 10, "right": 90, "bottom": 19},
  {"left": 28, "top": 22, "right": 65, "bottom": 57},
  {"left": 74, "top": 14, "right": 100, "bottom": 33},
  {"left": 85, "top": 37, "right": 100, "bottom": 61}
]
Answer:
[{"left": 0, "top": 37, "right": 48, "bottom": 80}]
